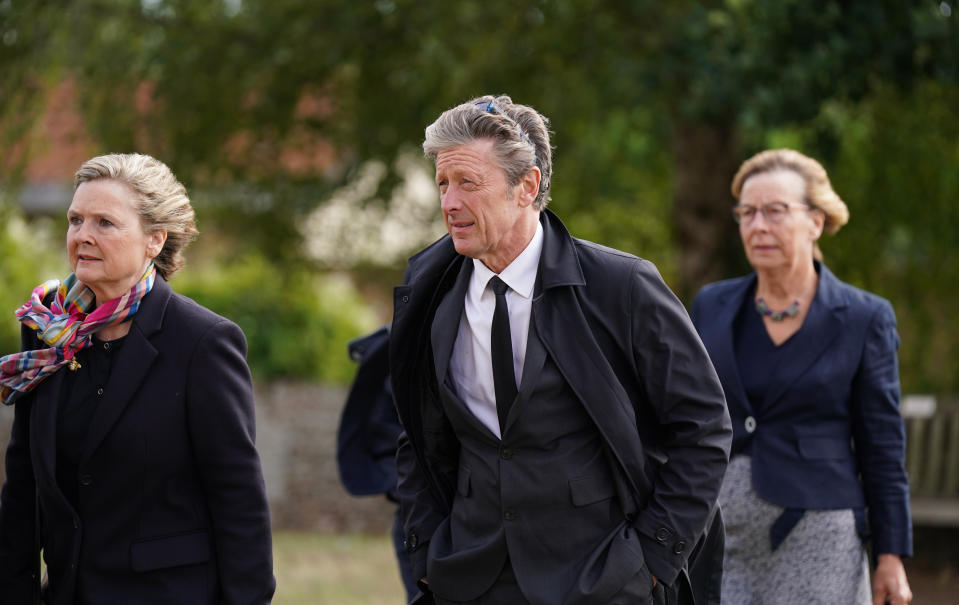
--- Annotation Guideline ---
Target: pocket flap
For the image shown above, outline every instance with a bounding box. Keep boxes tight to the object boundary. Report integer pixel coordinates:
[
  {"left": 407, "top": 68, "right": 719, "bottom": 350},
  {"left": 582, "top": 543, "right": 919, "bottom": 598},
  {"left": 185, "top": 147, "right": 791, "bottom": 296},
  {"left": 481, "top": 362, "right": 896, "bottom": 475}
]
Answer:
[
  {"left": 569, "top": 474, "right": 615, "bottom": 507},
  {"left": 131, "top": 529, "right": 212, "bottom": 572}
]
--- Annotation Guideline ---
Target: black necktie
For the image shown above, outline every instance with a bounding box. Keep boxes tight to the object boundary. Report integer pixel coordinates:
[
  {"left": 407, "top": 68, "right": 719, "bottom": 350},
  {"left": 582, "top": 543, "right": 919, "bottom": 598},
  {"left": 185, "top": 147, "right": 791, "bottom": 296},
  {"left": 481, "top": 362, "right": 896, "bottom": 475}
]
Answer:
[{"left": 489, "top": 276, "right": 517, "bottom": 432}]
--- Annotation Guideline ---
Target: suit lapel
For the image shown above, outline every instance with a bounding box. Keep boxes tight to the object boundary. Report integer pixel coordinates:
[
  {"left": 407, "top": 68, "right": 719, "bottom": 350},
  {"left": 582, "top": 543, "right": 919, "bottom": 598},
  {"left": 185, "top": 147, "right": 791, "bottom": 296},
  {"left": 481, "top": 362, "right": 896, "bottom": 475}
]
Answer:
[
  {"left": 79, "top": 278, "right": 171, "bottom": 465},
  {"left": 502, "top": 316, "right": 547, "bottom": 434},
  {"left": 531, "top": 212, "right": 647, "bottom": 496},
  {"left": 706, "top": 278, "right": 753, "bottom": 418}
]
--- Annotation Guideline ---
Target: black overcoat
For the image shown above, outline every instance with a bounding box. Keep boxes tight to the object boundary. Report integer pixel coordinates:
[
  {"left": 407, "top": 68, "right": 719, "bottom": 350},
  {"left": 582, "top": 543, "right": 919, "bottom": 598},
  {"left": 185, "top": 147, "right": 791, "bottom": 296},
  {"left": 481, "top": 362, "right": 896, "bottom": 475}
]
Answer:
[{"left": 0, "top": 277, "right": 275, "bottom": 604}]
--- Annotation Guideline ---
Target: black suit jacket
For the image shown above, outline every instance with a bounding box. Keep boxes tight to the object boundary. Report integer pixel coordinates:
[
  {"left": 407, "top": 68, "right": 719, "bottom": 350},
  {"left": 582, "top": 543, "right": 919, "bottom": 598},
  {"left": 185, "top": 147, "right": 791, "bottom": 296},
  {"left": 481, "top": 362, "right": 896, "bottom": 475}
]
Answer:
[
  {"left": 0, "top": 277, "right": 276, "bottom": 604},
  {"left": 391, "top": 210, "right": 731, "bottom": 602}
]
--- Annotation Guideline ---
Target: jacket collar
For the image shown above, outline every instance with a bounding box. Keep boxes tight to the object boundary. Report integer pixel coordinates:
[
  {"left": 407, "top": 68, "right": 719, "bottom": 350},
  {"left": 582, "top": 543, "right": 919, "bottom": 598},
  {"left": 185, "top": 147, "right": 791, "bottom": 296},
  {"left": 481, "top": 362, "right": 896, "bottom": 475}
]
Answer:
[
  {"left": 537, "top": 209, "right": 586, "bottom": 291},
  {"left": 711, "top": 262, "right": 847, "bottom": 412},
  {"left": 404, "top": 208, "right": 584, "bottom": 286},
  {"left": 80, "top": 276, "right": 173, "bottom": 465},
  {"left": 79, "top": 276, "right": 172, "bottom": 464},
  {"left": 30, "top": 277, "right": 173, "bottom": 502},
  {"left": 760, "top": 263, "right": 845, "bottom": 407}
]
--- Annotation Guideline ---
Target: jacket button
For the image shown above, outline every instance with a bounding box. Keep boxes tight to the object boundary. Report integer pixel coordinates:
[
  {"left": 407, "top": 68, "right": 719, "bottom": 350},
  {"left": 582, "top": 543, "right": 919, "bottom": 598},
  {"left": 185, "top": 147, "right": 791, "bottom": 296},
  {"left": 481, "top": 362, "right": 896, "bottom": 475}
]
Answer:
[
  {"left": 744, "top": 416, "right": 757, "bottom": 433},
  {"left": 406, "top": 533, "right": 418, "bottom": 550},
  {"left": 673, "top": 541, "right": 686, "bottom": 554},
  {"left": 654, "top": 527, "right": 671, "bottom": 542},
  {"left": 504, "top": 509, "right": 516, "bottom": 521},
  {"left": 500, "top": 448, "right": 512, "bottom": 460},
  {"left": 96, "top": 387, "right": 104, "bottom": 396},
  {"left": 402, "top": 295, "right": 409, "bottom": 303},
  {"left": 79, "top": 474, "right": 93, "bottom": 486}
]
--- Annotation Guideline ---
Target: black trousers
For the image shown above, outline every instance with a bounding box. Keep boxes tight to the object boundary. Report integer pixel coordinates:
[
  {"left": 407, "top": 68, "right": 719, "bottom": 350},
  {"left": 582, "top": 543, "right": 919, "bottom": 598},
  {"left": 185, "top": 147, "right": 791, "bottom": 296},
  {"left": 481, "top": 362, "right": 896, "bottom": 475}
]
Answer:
[
  {"left": 433, "top": 557, "right": 529, "bottom": 605},
  {"left": 431, "top": 557, "right": 681, "bottom": 605}
]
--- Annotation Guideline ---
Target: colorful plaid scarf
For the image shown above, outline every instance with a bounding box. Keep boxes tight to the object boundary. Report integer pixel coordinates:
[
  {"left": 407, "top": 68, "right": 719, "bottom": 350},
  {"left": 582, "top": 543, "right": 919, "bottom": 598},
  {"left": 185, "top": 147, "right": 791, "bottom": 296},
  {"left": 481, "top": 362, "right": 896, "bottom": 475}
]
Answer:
[{"left": 0, "top": 264, "right": 156, "bottom": 405}]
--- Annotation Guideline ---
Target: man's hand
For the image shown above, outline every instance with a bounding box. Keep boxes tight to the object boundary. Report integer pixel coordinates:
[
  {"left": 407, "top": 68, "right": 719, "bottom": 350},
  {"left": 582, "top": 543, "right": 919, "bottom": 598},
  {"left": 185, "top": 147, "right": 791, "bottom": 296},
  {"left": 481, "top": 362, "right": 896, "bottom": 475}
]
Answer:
[{"left": 872, "top": 553, "right": 912, "bottom": 605}]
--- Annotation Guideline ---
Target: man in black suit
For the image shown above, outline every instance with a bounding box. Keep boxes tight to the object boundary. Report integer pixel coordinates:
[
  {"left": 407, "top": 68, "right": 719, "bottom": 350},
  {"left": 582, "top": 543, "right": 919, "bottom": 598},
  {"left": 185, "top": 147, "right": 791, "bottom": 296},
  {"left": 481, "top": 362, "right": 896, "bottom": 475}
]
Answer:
[{"left": 390, "top": 95, "right": 732, "bottom": 605}]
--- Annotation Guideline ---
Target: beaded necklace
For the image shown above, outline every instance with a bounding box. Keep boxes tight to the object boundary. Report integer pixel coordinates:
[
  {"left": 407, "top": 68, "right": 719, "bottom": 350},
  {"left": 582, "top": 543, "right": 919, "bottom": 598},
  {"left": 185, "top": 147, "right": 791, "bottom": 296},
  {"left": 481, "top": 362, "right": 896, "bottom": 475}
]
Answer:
[{"left": 755, "top": 298, "right": 799, "bottom": 321}]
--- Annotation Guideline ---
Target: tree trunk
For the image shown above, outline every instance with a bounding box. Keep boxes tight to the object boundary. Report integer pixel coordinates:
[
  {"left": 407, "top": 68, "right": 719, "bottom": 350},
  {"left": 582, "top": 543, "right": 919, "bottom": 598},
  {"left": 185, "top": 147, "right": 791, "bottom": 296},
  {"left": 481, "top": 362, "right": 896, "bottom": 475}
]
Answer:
[{"left": 671, "top": 122, "right": 743, "bottom": 301}]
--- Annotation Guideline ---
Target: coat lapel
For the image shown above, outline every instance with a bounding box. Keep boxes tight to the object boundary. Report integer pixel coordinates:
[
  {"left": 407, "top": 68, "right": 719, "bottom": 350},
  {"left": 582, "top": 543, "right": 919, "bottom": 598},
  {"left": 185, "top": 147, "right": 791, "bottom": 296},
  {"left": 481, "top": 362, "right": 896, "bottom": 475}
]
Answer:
[
  {"left": 534, "top": 288, "right": 647, "bottom": 499},
  {"left": 79, "top": 277, "right": 171, "bottom": 465},
  {"left": 30, "top": 371, "right": 64, "bottom": 487},
  {"left": 531, "top": 211, "right": 647, "bottom": 497},
  {"left": 431, "top": 260, "right": 473, "bottom": 386},
  {"left": 761, "top": 264, "right": 845, "bottom": 409}
]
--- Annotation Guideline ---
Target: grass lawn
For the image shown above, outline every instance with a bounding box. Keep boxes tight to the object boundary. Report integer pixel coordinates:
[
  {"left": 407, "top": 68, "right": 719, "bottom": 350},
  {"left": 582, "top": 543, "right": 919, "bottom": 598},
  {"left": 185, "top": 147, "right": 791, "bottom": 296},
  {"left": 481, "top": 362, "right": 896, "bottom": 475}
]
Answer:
[
  {"left": 273, "top": 531, "right": 406, "bottom": 604},
  {"left": 272, "top": 530, "right": 959, "bottom": 604}
]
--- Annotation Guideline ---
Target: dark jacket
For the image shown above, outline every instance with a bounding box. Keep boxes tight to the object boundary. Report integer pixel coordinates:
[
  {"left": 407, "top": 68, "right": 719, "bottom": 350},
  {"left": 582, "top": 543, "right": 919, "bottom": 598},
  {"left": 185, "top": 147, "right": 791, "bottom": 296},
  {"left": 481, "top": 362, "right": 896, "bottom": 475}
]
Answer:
[
  {"left": 336, "top": 326, "right": 419, "bottom": 600},
  {"left": 337, "top": 326, "right": 401, "bottom": 498},
  {"left": 690, "top": 262, "right": 912, "bottom": 558},
  {"left": 0, "top": 277, "right": 276, "bottom": 604},
  {"left": 391, "top": 210, "right": 732, "bottom": 602}
]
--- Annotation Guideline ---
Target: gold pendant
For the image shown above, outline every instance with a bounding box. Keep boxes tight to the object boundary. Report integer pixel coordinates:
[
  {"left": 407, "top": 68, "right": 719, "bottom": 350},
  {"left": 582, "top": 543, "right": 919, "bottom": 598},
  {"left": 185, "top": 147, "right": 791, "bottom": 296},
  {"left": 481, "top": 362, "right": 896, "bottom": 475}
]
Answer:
[{"left": 67, "top": 358, "right": 82, "bottom": 371}]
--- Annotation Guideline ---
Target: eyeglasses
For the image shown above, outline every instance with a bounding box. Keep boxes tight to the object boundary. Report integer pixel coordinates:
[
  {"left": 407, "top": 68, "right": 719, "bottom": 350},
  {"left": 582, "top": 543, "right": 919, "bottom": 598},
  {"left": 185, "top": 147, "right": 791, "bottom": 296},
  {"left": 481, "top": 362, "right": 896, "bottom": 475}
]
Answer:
[{"left": 732, "top": 202, "right": 815, "bottom": 224}]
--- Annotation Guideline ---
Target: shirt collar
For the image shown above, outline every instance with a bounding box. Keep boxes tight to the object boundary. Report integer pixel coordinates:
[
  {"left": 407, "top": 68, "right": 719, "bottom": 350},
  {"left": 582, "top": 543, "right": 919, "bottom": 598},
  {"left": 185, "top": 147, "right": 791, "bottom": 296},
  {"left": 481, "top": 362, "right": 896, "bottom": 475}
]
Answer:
[{"left": 471, "top": 220, "right": 543, "bottom": 299}]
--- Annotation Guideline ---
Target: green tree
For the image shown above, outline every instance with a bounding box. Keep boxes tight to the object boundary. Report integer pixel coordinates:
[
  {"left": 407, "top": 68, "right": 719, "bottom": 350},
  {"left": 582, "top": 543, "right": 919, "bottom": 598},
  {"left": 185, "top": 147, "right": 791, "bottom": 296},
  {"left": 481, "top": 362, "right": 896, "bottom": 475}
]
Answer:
[
  {"left": 0, "top": 201, "right": 66, "bottom": 355},
  {"left": 3, "top": 0, "right": 958, "bottom": 392}
]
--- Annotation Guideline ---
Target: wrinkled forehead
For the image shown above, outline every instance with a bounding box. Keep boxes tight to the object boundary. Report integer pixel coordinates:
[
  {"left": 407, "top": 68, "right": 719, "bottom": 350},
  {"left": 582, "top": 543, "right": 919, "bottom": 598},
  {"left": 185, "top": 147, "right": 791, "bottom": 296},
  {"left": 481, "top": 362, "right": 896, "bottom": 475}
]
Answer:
[{"left": 434, "top": 139, "right": 499, "bottom": 174}]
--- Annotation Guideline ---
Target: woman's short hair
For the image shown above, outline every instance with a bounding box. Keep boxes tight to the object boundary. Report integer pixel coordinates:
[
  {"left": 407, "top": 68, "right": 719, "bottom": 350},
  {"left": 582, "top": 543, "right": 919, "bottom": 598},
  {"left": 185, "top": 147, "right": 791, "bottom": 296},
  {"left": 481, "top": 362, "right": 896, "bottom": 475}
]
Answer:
[
  {"left": 731, "top": 148, "right": 849, "bottom": 235},
  {"left": 74, "top": 153, "right": 198, "bottom": 279},
  {"left": 423, "top": 94, "right": 553, "bottom": 210}
]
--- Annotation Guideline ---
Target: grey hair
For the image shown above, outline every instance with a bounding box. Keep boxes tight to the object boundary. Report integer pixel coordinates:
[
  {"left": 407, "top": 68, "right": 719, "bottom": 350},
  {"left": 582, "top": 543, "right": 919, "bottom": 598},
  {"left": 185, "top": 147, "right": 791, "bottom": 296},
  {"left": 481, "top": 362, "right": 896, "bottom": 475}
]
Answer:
[
  {"left": 74, "top": 153, "right": 198, "bottom": 279},
  {"left": 423, "top": 94, "right": 553, "bottom": 210}
]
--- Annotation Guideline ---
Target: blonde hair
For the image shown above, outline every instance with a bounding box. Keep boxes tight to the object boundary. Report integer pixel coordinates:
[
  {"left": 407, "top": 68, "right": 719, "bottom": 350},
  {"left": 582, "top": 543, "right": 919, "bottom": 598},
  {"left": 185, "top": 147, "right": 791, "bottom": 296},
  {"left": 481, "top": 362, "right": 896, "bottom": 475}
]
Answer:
[
  {"left": 74, "top": 153, "right": 198, "bottom": 279},
  {"left": 423, "top": 94, "right": 553, "bottom": 210},
  {"left": 731, "top": 148, "right": 849, "bottom": 260}
]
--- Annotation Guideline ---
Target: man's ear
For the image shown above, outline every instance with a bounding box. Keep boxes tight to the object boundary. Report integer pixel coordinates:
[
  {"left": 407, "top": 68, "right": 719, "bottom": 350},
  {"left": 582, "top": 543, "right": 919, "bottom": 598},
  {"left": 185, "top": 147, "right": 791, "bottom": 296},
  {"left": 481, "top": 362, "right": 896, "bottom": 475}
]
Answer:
[{"left": 517, "top": 167, "right": 541, "bottom": 207}]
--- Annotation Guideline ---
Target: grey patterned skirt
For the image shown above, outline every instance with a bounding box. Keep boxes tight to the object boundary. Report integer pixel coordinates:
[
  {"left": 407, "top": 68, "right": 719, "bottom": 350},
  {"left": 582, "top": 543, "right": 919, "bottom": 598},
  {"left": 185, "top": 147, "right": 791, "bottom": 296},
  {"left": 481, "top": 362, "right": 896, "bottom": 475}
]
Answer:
[{"left": 720, "top": 455, "right": 871, "bottom": 605}]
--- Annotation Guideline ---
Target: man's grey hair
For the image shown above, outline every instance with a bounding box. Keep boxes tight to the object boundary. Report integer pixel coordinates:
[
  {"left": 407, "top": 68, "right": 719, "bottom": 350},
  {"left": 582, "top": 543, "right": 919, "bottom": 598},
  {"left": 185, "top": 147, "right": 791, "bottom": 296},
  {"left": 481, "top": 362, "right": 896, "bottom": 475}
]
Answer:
[{"left": 423, "top": 94, "right": 553, "bottom": 210}]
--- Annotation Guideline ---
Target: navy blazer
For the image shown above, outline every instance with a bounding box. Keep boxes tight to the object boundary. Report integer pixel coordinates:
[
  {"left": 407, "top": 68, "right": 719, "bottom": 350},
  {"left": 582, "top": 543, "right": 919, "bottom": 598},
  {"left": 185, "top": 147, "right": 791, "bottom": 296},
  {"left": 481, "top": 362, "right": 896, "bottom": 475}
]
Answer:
[
  {"left": 336, "top": 326, "right": 401, "bottom": 498},
  {"left": 0, "top": 277, "right": 276, "bottom": 604},
  {"left": 690, "top": 262, "right": 912, "bottom": 558}
]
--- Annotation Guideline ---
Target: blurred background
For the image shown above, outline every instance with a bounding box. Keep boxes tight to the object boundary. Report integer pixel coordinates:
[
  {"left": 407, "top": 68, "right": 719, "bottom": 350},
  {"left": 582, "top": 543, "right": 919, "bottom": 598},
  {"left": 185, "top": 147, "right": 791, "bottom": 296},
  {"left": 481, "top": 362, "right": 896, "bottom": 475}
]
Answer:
[{"left": 1, "top": 1, "right": 958, "bottom": 602}]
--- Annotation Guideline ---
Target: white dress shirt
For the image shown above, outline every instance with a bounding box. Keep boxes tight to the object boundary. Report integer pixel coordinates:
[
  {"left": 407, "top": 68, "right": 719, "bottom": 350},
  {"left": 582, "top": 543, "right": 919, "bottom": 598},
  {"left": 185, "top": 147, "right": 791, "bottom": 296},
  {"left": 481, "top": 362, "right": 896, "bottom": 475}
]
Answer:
[{"left": 448, "top": 221, "right": 544, "bottom": 439}]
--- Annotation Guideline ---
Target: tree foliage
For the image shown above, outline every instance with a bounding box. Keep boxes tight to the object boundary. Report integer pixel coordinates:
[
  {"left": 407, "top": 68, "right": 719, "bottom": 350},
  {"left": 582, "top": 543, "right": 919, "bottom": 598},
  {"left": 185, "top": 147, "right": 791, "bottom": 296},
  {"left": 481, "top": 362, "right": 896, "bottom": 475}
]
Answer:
[
  {"left": 2, "top": 0, "right": 958, "bottom": 391},
  {"left": 0, "top": 201, "right": 65, "bottom": 355}
]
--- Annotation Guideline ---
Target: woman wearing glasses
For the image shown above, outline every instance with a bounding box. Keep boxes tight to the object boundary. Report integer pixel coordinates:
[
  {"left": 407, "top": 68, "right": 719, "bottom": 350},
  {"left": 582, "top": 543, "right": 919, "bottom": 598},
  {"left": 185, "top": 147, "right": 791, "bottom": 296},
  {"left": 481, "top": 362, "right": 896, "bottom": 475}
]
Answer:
[{"left": 690, "top": 149, "right": 913, "bottom": 605}]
